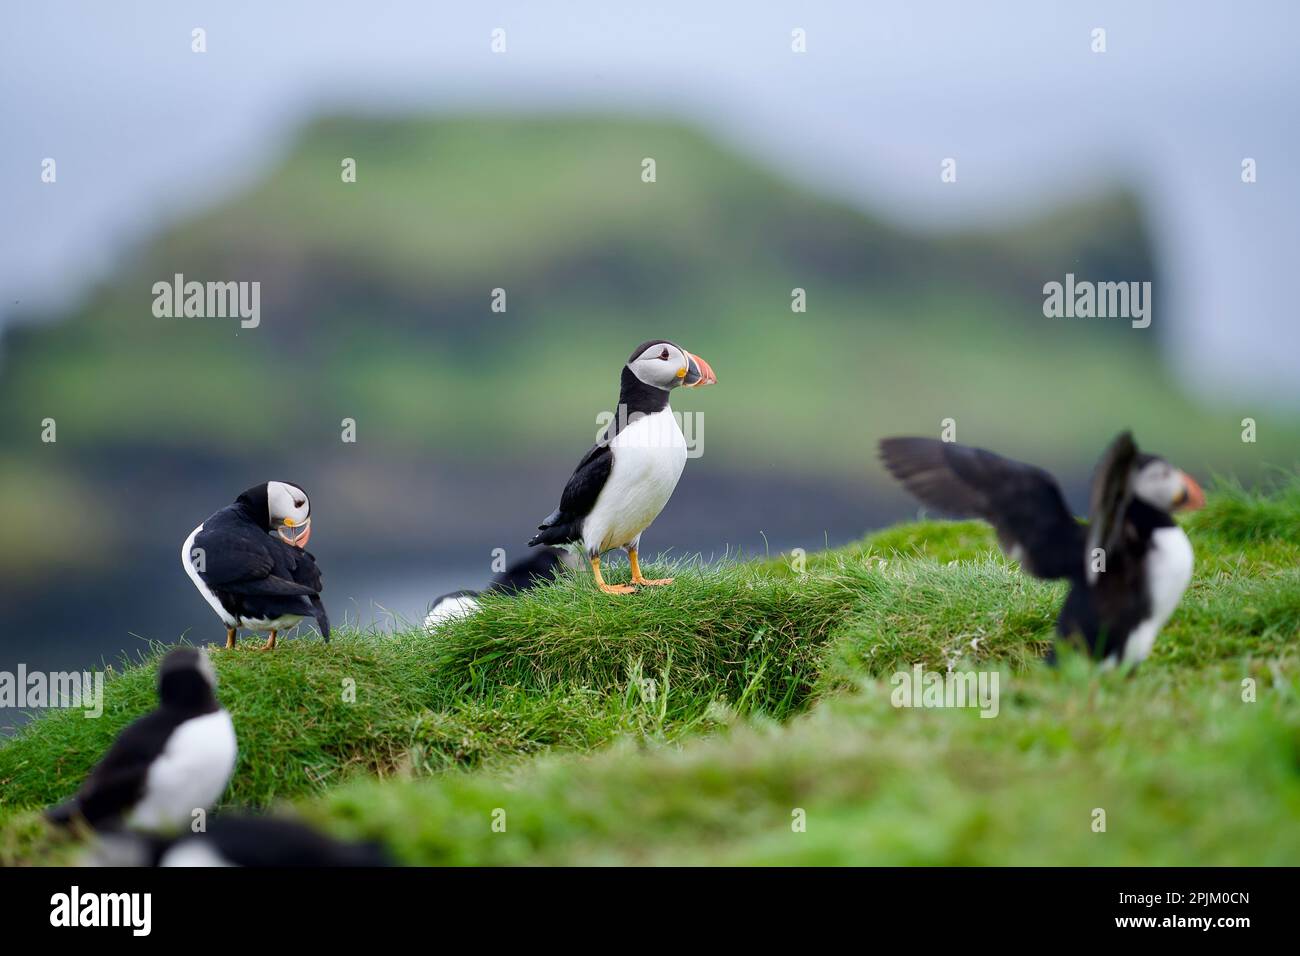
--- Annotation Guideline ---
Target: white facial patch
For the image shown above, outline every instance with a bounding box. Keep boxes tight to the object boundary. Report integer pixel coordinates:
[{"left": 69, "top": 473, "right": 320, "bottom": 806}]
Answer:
[
  {"left": 1131, "top": 460, "right": 1182, "bottom": 510},
  {"left": 267, "top": 481, "right": 310, "bottom": 525},
  {"left": 628, "top": 343, "right": 686, "bottom": 390}
]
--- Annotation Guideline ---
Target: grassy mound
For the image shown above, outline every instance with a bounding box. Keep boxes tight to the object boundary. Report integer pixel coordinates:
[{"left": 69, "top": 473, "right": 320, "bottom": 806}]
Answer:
[{"left": 2, "top": 476, "right": 1298, "bottom": 865}]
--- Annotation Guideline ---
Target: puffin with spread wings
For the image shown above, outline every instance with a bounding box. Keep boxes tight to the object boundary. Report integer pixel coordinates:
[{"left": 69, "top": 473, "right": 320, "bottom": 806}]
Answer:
[
  {"left": 879, "top": 432, "right": 1204, "bottom": 667},
  {"left": 529, "top": 340, "right": 716, "bottom": 594}
]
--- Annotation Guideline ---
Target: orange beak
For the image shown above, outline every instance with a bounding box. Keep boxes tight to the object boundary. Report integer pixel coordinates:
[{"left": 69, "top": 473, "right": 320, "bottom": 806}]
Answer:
[
  {"left": 682, "top": 351, "right": 717, "bottom": 388},
  {"left": 1176, "top": 473, "right": 1205, "bottom": 511},
  {"left": 277, "top": 520, "right": 312, "bottom": 548}
]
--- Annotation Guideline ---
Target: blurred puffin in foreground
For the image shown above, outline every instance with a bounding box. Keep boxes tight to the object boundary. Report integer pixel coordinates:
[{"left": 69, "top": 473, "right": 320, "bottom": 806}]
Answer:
[
  {"left": 88, "top": 816, "right": 390, "bottom": 868},
  {"left": 879, "top": 432, "right": 1204, "bottom": 667},
  {"left": 528, "top": 340, "right": 716, "bottom": 594},
  {"left": 182, "top": 481, "right": 329, "bottom": 650},
  {"left": 47, "top": 648, "right": 237, "bottom": 832},
  {"left": 424, "top": 547, "right": 578, "bottom": 630},
  {"left": 86, "top": 814, "right": 392, "bottom": 867}
]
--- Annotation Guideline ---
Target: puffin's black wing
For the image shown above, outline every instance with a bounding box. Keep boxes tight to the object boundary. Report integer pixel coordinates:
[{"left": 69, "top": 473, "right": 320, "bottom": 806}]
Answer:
[
  {"left": 201, "top": 528, "right": 323, "bottom": 595},
  {"left": 47, "top": 709, "right": 178, "bottom": 829},
  {"left": 197, "top": 526, "right": 320, "bottom": 596},
  {"left": 879, "top": 437, "right": 1085, "bottom": 581},
  {"left": 1084, "top": 432, "right": 1138, "bottom": 584},
  {"left": 487, "top": 548, "right": 567, "bottom": 594},
  {"left": 528, "top": 442, "right": 613, "bottom": 547}
]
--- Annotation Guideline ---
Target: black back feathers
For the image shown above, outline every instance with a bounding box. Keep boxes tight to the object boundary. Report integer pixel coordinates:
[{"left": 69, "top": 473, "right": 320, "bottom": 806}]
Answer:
[
  {"left": 488, "top": 547, "right": 570, "bottom": 593},
  {"left": 91, "top": 815, "right": 393, "bottom": 868},
  {"left": 165, "top": 815, "right": 392, "bottom": 867}
]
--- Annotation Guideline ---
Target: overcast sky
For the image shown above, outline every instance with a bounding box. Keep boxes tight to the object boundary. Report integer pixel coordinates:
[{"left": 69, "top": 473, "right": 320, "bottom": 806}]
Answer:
[{"left": 3, "top": 1, "right": 1297, "bottom": 403}]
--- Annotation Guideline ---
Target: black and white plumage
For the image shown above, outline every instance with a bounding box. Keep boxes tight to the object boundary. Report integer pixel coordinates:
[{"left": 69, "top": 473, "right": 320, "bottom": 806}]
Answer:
[
  {"left": 424, "top": 589, "right": 483, "bottom": 629},
  {"left": 879, "top": 432, "right": 1205, "bottom": 667},
  {"left": 528, "top": 340, "right": 716, "bottom": 594},
  {"left": 423, "top": 547, "right": 578, "bottom": 629},
  {"left": 182, "top": 481, "right": 329, "bottom": 650},
  {"left": 47, "top": 647, "right": 237, "bottom": 832},
  {"left": 87, "top": 814, "right": 392, "bottom": 868}
]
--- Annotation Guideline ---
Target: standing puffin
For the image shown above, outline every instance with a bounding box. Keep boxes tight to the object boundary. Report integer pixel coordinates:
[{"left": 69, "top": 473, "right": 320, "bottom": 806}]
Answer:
[
  {"left": 879, "top": 432, "right": 1205, "bottom": 667},
  {"left": 182, "top": 481, "right": 329, "bottom": 650},
  {"left": 528, "top": 340, "right": 716, "bottom": 594},
  {"left": 47, "top": 647, "right": 237, "bottom": 832},
  {"left": 423, "top": 547, "right": 578, "bottom": 630}
]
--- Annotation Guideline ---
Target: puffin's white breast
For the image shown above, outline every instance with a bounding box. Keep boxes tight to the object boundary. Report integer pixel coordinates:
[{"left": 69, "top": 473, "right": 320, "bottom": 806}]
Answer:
[
  {"left": 584, "top": 408, "right": 688, "bottom": 554},
  {"left": 127, "top": 709, "right": 238, "bottom": 831},
  {"left": 1122, "top": 525, "right": 1194, "bottom": 665}
]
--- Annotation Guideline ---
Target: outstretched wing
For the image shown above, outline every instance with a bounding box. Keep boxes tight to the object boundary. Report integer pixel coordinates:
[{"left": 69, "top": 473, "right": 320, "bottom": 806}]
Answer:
[
  {"left": 1085, "top": 431, "right": 1138, "bottom": 585},
  {"left": 879, "top": 436, "right": 1085, "bottom": 580}
]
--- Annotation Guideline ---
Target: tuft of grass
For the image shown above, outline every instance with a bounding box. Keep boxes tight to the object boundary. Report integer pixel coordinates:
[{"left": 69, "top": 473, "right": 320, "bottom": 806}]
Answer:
[
  {"left": 426, "top": 557, "right": 861, "bottom": 720},
  {"left": 818, "top": 560, "right": 1060, "bottom": 690},
  {"left": 1185, "top": 472, "right": 1300, "bottom": 546}
]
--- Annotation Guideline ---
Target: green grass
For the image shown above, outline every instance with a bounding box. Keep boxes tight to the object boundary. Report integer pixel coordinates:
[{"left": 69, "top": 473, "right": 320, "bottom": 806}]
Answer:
[{"left": 3, "top": 476, "right": 1298, "bottom": 865}]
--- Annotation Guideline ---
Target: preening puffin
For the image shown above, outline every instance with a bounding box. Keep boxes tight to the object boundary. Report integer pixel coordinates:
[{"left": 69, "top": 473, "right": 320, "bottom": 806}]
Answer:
[
  {"left": 182, "top": 481, "right": 329, "bottom": 650},
  {"left": 423, "top": 547, "right": 578, "bottom": 630},
  {"left": 88, "top": 814, "right": 392, "bottom": 868},
  {"left": 879, "top": 432, "right": 1205, "bottom": 667},
  {"left": 528, "top": 340, "right": 716, "bottom": 594},
  {"left": 47, "top": 647, "right": 237, "bottom": 832}
]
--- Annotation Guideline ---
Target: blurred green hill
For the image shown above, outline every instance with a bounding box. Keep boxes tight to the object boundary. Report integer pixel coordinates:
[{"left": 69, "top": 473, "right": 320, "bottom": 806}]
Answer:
[{"left": 1, "top": 115, "right": 1293, "bottom": 582}]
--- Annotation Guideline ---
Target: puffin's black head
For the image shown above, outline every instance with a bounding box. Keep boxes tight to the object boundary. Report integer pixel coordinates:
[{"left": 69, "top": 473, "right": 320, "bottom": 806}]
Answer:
[
  {"left": 625, "top": 340, "right": 717, "bottom": 391},
  {"left": 1131, "top": 452, "right": 1206, "bottom": 513},
  {"left": 236, "top": 480, "right": 313, "bottom": 548},
  {"left": 157, "top": 647, "right": 219, "bottom": 712}
]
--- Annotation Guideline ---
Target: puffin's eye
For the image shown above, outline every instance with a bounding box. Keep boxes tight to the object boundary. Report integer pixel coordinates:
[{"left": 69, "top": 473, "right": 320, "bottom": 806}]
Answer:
[
  {"left": 293, "top": 499, "right": 305, "bottom": 508},
  {"left": 659, "top": 349, "right": 670, "bottom": 360}
]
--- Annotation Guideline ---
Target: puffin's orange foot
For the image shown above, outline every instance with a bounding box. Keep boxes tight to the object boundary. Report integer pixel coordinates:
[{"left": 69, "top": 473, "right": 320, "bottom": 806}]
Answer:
[
  {"left": 627, "top": 549, "right": 672, "bottom": 587},
  {"left": 591, "top": 556, "right": 635, "bottom": 595},
  {"left": 258, "top": 630, "right": 278, "bottom": 651}
]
